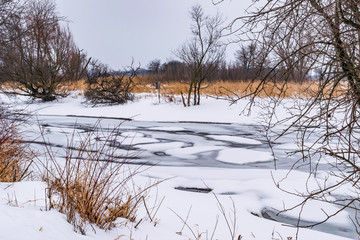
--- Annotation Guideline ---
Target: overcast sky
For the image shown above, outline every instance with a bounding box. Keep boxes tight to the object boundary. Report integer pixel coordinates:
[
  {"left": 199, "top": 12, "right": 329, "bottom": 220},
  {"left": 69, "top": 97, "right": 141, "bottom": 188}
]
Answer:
[{"left": 55, "top": 0, "right": 252, "bottom": 70}]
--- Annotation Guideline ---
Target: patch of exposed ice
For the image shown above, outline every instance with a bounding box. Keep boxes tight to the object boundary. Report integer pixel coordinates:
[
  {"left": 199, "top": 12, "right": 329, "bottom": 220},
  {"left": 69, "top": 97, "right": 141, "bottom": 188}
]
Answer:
[
  {"left": 207, "top": 135, "right": 262, "bottom": 145},
  {"left": 120, "top": 131, "right": 144, "bottom": 138},
  {"left": 149, "top": 126, "right": 186, "bottom": 131},
  {"left": 166, "top": 146, "right": 225, "bottom": 159},
  {"left": 136, "top": 142, "right": 185, "bottom": 151}
]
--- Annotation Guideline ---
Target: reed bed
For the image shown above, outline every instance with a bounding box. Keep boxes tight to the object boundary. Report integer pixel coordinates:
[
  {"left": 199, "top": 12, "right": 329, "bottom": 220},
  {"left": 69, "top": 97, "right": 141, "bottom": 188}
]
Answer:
[{"left": 34, "top": 77, "right": 346, "bottom": 99}]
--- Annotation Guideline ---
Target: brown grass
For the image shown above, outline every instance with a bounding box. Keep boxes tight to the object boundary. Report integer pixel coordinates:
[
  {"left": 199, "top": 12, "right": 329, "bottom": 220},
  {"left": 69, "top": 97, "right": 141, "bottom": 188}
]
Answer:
[
  {"left": 0, "top": 115, "right": 32, "bottom": 182},
  {"left": 38, "top": 121, "right": 156, "bottom": 234},
  {"left": 58, "top": 79, "right": 87, "bottom": 92},
  {"left": 51, "top": 77, "right": 347, "bottom": 99},
  {"left": 132, "top": 77, "right": 345, "bottom": 99}
]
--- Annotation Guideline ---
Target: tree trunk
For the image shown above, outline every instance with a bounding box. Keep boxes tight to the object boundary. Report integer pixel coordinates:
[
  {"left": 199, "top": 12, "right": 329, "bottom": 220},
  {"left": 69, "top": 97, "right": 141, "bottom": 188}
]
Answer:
[
  {"left": 187, "top": 79, "right": 194, "bottom": 107},
  {"left": 193, "top": 81, "right": 197, "bottom": 105}
]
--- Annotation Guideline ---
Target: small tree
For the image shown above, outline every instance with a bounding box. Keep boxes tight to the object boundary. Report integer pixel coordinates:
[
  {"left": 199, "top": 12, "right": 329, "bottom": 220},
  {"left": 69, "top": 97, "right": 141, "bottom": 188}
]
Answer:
[
  {"left": 176, "top": 4, "right": 225, "bottom": 106},
  {"left": 0, "top": 0, "right": 88, "bottom": 101}
]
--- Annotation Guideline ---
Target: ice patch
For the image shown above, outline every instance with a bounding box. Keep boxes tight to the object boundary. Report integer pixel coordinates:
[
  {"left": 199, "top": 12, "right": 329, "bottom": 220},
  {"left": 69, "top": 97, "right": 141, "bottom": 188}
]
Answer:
[
  {"left": 166, "top": 146, "right": 225, "bottom": 158},
  {"left": 207, "top": 135, "right": 262, "bottom": 145},
  {"left": 136, "top": 142, "right": 185, "bottom": 151},
  {"left": 119, "top": 137, "right": 159, "bottom": 145},
  {"left": 120, "top": 131, "right": 144, "bottom": 138},
  {"left": 149, "top": 126, "right": 186, "bottom": 131}
]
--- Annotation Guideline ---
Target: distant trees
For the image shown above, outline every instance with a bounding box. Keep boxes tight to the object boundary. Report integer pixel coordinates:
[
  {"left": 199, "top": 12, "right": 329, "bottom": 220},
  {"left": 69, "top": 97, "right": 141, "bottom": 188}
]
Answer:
[
  {"left": 175, "top": 4, "right": 225, "bottom": 106},
  {"left": 233, "top": 43, "right": 266, "bottom": 80},
  {"left": 147, "top": 59, "right": 161, "bottom": 75},
  {"left": 235, "top": 43, "right": 258, "bottom": 78},
  {"left": 0, "top": 0, "right": 88, "bottom": 101}
]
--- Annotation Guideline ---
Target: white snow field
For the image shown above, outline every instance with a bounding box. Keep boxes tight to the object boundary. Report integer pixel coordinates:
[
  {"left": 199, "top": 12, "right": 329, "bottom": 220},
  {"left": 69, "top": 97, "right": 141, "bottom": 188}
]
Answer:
[{"left": 0, "top": 93, "right": 356, "bottom": 240}]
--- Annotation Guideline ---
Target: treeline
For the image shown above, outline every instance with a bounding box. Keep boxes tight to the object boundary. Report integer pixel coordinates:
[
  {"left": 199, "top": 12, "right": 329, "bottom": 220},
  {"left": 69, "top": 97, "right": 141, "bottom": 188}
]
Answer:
[
  {"left": 146, "top": 59, "right": 267, "bottom": 82},
  {"left": 147, "top": 42, "right": 314, "bottom": 84}
]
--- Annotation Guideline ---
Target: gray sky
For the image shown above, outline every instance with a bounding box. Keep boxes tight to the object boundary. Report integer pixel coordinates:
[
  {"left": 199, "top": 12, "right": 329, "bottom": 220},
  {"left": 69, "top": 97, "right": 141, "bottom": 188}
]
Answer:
[{"left": 55, "top": 0, "right": 251, "bottom": 70}]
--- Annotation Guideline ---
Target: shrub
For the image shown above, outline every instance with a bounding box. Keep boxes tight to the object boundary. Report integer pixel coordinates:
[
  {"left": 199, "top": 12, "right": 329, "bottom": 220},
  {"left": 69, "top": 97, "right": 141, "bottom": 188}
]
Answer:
[
  {"left": 39, "top": 121, "right": 154, "bottom": 234},
  {"left": 84, "top": 61, "right": 138, "bottom": 106}
]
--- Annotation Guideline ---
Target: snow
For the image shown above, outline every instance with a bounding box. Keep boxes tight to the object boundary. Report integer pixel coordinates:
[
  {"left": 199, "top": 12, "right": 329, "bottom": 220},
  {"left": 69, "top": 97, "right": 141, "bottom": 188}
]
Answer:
[
  {"left": 217, "top": 148, "right": 273, "bottom": 164},
  {"left": 3, "top": 93, "right": 263, "bottom": 124},
  {"left": 0, "top": 93, "right": 356, "bottom": 240}
]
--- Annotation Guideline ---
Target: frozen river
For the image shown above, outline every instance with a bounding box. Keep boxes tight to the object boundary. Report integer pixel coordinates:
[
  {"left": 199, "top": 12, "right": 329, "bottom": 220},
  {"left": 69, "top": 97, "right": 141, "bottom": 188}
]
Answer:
[{"left": 25, "top": 114, "right": 324, "bottom": 171}]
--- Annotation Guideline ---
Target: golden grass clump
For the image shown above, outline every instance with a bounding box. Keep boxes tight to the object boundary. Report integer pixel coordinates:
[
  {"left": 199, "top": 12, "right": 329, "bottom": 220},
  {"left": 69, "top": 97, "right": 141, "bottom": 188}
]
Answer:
[
  {"left": 0, "top": 117, "right": 32, "bottom": 182},
  {"left": 39, "top": 122, "right": 154, "bottom": 234}
]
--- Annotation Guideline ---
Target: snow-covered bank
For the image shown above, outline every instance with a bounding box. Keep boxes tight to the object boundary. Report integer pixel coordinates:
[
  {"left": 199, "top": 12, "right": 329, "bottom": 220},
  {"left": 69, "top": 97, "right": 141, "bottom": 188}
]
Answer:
[
  {"left": 2, "top": 93, "right": 267, "bottom": 124},
  {"left": 0, "top": 168, "right": 353, "bottom": 240},
  {"left": 0, "top": 93, "right": 356, "bottom": 240}
]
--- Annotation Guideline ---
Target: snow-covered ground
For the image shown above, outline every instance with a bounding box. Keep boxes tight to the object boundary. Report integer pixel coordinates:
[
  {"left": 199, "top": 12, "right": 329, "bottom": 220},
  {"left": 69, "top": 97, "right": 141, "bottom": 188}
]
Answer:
[{"left": 0, "top": 93, "right": 356, "bottom": 240}]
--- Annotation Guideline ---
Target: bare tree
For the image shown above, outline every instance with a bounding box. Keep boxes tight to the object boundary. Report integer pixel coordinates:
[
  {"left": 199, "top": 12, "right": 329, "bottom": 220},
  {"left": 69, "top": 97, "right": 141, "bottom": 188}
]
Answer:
[
  {"left": 0, "top": 0, "right": 88, "bottom": 101},
  {"left": 230, "top": 0, "right": 360, "bottom": 236},
  {"left": 0, "top": 0, "right": 21, "bottom": 40},
  {"left": 176, "top": 4, "right": 225, "bottom": 106}
]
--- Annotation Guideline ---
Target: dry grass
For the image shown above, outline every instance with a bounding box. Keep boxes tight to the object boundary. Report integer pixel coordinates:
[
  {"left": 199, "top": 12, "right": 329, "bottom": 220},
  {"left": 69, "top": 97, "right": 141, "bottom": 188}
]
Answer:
[
  {"left": 58, "top": 79, "right": 87, "bottom": 92},
  {"left": 0, "top": 112, "right": 32, "bottom": 182},
  {"left": 132, "top": 77, "right": 345, "bottom": 99},
  {"left": 38, "top": 121, "right": 156, "bottom": 234},
  {"left": 42, "top": 77, "right": 346, "bottom": 100}
]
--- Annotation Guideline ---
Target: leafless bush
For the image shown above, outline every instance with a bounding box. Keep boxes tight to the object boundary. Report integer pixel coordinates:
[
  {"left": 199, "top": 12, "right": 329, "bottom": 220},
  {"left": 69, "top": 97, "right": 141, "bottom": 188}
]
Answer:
[
  {"left": 37, "top": 121, "right": 157, "bottom": 234},
  {"left": 84, "top": 61, "right": 138, "bottom": 106}
]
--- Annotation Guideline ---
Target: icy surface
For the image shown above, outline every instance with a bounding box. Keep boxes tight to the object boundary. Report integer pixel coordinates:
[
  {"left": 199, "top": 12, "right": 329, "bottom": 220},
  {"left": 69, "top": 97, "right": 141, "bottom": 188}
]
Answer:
[
  {"left": 207, "top": 134, "right": 262, "bottom": 145},
  {"left": 149, "top": 126, "right": 187, "bottom": 131}
]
